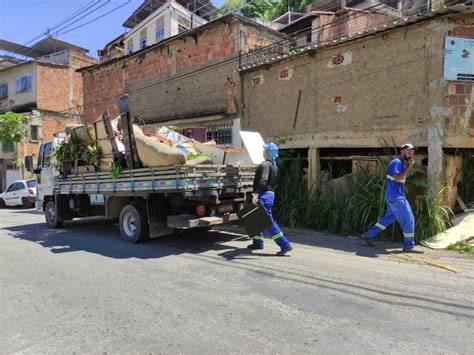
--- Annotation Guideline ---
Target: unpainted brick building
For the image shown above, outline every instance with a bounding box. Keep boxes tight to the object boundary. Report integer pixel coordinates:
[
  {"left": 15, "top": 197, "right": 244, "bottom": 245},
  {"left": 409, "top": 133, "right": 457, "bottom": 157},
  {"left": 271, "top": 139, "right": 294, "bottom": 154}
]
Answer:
[
  {"left": 79, "top": 14, "right": 286, "bottom": 146},
  {"left": 0, "top": 50, "right": 96, "bottom": 191}
]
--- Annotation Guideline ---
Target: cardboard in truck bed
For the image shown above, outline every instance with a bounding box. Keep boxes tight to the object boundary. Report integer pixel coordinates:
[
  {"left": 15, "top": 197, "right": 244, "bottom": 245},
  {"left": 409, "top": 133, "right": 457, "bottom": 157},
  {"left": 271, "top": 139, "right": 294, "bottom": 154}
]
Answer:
[{"left": 193, "top": 140, "right": 252, "bottom": 165}]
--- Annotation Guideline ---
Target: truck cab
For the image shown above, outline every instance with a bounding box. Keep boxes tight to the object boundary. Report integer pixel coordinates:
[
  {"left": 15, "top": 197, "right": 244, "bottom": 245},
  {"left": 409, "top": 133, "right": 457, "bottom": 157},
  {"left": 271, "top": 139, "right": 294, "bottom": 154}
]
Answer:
[{"left": 29, "top": 138, "right": 62, "bottom": 212}]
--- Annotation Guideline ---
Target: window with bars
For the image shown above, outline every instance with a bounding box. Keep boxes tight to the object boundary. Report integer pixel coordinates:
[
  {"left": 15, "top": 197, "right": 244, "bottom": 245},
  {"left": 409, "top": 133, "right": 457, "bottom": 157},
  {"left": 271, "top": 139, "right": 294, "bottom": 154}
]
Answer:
[
  {"left": 30, "top": 126, "right": 39, "bottom": 142},
  {"left": 140, "top": 35, "right": 147, "bottom": 49},
  {"left": 127, "top": 41, "right": 134, "bottom": 54},
  {"left": 156, "top": 22, "right": 165, "bottom": 41},
  {"left": 2, "top": 141, "right": 14, "bottom": 153},
  {"left": 0, "top": 83, "right": 7, "bottom": 100},
  {"left": 206, "top": 124, "right": 233, "bottom": 145}
]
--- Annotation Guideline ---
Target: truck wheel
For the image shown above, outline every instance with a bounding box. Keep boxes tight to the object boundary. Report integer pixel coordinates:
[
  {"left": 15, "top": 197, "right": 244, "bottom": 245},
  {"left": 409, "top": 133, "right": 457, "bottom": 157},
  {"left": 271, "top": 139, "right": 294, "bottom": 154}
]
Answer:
[
  {"left": 45, "top": 201, "right": 63, "bottom": 228},
  {"left": 0, "top": 199, "right": 5, "bottom": 208},
  {"left": 119, "top": 203, "right": 149, "bottom": 243}
]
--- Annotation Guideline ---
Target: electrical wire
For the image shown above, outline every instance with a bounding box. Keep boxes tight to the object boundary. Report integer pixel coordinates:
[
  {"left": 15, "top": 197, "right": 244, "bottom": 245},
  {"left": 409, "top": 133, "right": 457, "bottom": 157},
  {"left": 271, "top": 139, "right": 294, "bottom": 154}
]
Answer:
[
  {"left": 55, "top": 1, "right": 132, "bottom": 36},
  {"left": 1, "top": 0, "right": 103, "bottom": 58},
  {"left": 51, "top": 0, "right": 112, "bottom": 36}
]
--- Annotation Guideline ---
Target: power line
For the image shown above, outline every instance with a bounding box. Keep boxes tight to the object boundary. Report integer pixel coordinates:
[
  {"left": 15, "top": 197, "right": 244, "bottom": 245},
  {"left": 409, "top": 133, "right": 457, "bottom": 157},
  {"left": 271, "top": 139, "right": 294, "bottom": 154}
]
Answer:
[
  {"left": 1, "top": 0, "right": 103, "bottom": 58},
  {"left": 51, "top": 0, "right": 112, "bottom": 36},
  {"left": 46, "top": 1, "right": 101, "bottom": 34},
  {"left": 55, "top": 1, "right": 132, "bottom": 37}
]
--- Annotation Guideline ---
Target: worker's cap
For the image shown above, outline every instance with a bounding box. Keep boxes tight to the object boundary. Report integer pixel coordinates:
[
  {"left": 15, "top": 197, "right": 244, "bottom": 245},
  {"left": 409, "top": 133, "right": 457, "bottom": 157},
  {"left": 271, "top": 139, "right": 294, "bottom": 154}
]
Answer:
[
  {"left": 400, "top": 143, "right": 415, "bottom": 150},
  {"left": 263, "top": 143, "right": 279, "bottom": 160}
]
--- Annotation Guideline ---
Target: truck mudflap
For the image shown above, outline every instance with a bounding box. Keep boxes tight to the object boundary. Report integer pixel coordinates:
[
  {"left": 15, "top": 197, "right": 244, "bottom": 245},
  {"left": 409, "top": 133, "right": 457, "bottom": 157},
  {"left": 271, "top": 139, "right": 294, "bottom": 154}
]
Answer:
[{"left": 167, "top": 213, "right": 239, "bottom": 229}]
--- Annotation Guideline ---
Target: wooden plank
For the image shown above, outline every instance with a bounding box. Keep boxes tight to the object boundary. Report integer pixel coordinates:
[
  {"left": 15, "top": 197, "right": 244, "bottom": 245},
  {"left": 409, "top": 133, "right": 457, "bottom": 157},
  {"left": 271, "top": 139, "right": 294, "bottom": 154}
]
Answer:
[
  {"left": 167, "top": 214, "right": 238, "bottom": 229},
  {"left": 102, "top": 110, "right": 120, "bottom": 159},
  {"left": 119, "top": 95, "right": 139, "bottom": 169},
  {"left": 457, "top": 196, "right": 474, "bottom": 213}
]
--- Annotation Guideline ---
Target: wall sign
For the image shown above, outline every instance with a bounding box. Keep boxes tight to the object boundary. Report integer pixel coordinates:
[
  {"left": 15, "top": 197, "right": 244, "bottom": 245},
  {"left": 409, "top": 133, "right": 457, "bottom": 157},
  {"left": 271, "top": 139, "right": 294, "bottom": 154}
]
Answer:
[{"left": 444, "top": 36, "right": 474, "bottom": 82}]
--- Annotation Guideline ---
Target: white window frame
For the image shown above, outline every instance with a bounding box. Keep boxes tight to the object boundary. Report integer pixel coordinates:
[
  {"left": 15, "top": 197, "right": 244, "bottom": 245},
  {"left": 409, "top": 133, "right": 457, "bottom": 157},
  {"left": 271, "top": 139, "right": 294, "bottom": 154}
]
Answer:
[
  {"left": 127, "top": 41, "right": 134, "bottom": 55},
  {"left": 30, "top": 125, "right": 39, "bottom": 142},
  {"left": 156, "top": 23, "right": 165, "bottom": 42},
  {"left": 140, "top": 35, "right": 147, "bottom": 50},
  {"left": 15, "top": 75, "right": 32, "bottom": 93},
  {"left": 0, "top": 83, "right": 7, "bottom": 100}
]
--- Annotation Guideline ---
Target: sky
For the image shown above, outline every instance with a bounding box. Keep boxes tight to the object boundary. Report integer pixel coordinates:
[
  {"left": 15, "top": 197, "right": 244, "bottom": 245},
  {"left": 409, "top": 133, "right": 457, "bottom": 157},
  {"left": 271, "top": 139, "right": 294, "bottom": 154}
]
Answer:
[{"left": 0, "top": 0, "right": 225, "bottom": 57}]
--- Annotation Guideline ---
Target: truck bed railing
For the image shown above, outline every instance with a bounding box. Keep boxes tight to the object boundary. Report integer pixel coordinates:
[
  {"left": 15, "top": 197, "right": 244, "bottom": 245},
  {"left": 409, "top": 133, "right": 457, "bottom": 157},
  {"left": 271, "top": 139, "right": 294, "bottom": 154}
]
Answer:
[{"left": 55, "top": 165, "right": 256, "bottom": 194}]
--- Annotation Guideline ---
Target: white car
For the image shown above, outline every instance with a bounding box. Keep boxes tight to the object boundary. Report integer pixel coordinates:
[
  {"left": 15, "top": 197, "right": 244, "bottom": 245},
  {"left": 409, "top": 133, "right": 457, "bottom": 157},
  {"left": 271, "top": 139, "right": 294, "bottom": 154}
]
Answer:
[{"left": 0, "top": 179, "right": 37, "bottom": 208}]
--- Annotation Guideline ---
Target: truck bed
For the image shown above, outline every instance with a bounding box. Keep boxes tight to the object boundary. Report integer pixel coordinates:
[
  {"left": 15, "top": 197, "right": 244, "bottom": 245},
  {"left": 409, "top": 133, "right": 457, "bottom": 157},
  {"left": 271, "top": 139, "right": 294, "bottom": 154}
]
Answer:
[{"left": 55, "top": 165, "right": 256, "bottom": 195}]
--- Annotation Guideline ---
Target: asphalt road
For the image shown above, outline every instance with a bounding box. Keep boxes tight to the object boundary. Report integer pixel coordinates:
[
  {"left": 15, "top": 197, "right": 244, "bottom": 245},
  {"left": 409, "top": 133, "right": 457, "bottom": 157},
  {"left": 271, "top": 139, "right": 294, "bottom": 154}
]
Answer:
[{"left": 1, "top": 207, "right": 473, "bottom": 353}]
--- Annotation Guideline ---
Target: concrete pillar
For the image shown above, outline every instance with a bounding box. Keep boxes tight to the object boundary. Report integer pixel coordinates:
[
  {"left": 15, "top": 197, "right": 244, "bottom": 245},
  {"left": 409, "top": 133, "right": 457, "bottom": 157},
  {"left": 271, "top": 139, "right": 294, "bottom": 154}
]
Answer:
[
  {"left": 443, "top": 155, "right": 462, "bottom": 209},
  {"left": 307, "top": 147, "right": 321, "bottom": 193},
  {"left": 427, "top": 125, "right": 444, "bottom": 199}
]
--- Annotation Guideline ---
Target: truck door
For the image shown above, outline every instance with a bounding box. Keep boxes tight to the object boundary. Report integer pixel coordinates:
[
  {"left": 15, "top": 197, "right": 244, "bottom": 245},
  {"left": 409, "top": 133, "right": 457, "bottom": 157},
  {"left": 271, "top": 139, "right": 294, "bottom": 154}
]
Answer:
[{"left": 37, "top": 142, "right": 54, "bottom": 205}]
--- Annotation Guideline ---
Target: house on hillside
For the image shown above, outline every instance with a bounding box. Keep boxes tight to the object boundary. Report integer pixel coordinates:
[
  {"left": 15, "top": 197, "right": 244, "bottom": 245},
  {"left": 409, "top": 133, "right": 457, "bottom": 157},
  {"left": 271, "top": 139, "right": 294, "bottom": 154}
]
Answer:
[
  {"left": 0, "top": 37, "right": 96, "bottom": 191},
  {"left": 122, "top": 0, "right": 216, "bottom": 55}
]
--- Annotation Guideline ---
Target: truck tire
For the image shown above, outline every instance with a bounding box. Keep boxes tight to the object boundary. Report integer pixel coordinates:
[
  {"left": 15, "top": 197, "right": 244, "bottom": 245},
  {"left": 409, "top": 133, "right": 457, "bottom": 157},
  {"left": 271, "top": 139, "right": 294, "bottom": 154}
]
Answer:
[
  {"left": 119, "top": 203, "right": 149, "bottom": 243},
  {"left": 0, "top": 198, "right": 5, "bottom": 208},
  {"left": 45, "top": 201, "right": 63, "bottom": 228}
]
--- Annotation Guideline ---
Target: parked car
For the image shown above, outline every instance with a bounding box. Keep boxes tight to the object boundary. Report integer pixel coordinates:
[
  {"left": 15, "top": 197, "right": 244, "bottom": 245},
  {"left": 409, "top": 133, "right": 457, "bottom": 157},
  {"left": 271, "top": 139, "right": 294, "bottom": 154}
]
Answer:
[{"left": 0, "top": 179, "right": 37, "bottom": 208}]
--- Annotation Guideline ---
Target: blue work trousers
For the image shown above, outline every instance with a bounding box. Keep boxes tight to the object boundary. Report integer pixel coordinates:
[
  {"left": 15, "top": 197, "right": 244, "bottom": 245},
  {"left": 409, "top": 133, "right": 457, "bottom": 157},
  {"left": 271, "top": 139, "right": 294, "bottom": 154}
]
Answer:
[
  {"left": 252, "top": 191, "right": 291, "bottom": 250},
  {"left": 363, "top": 197, "right": 415, "bottom": 248}
]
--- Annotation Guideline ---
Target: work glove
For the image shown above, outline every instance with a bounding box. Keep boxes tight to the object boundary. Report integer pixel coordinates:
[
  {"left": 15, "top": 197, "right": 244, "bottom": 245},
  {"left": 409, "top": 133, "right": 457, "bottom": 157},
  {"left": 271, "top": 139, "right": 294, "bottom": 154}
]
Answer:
[{"left": 252, "top": 193, "right": 259, "bottom": 205}]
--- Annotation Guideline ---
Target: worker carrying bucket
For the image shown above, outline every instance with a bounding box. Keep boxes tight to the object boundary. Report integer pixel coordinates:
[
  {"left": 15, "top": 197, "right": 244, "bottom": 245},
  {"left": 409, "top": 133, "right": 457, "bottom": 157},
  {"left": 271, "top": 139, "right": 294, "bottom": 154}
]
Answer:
[
  {"left": 247, "top": 143, "right": 294, "bottom": 256},
  {"left": 362, "top": 143, "right": 416, "bottom": 252}
]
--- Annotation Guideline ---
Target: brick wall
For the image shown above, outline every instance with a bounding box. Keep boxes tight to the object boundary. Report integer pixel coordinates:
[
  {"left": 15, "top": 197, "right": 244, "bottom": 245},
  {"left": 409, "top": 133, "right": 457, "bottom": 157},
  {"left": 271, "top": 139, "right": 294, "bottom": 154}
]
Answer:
[
  {"left": 36, "top": 65, "right": 70, "bottom": 112},
  {"left": 81, "top": 16, "right": 285, "bottom": 123},
  {"left": 36, "top": 51, "right": 96, "bottom": 114},
  {"left": 70, "top": 51, "right": 97, "bottom": 109},
  {"left": 82, "top": 65, "right": 123, "bottom": 120},
  {"left": 315, "top": 10, "right": 392, "bottom": 44}
]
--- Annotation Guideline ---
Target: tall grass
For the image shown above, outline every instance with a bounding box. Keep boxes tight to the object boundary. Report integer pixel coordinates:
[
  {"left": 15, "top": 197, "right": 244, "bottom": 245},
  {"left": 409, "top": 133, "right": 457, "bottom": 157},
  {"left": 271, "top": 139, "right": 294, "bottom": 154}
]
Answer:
[
  {"left": 273, "top": 159, "right": 307, "bottom": 228},
  {"left": 274, "top": 158, "right": 453, "bottom": 242}
]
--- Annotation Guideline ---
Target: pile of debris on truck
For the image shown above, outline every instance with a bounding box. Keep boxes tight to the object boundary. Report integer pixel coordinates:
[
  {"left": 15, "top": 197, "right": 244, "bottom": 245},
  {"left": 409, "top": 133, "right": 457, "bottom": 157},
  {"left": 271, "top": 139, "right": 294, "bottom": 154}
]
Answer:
[{"left": 57, "top": 111, "right": 251, "bottom": 177}]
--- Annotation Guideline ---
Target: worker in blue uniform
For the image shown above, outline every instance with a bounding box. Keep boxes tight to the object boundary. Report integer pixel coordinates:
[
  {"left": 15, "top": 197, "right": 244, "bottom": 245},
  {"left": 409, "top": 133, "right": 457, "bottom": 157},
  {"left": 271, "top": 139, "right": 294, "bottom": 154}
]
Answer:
[
  {"left": 362, "top": 143, "right": 416, "bottom": 252},
  {"left": 248, "top": 143, "right": 294, "bottom": 256}
]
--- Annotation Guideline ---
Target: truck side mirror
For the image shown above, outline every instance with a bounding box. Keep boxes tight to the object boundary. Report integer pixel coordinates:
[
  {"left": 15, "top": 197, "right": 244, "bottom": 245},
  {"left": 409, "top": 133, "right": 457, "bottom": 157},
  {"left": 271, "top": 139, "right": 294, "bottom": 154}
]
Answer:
[{"left": 24, "top": 156, "right": 34, "bottom": 172}]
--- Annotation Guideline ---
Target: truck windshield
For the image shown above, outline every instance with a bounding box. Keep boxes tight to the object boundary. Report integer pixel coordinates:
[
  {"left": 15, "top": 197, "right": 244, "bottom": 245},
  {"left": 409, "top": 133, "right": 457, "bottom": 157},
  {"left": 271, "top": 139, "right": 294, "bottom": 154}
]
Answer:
[{"left": 27, "top": 180, "right": 37, "bottom": 188}]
